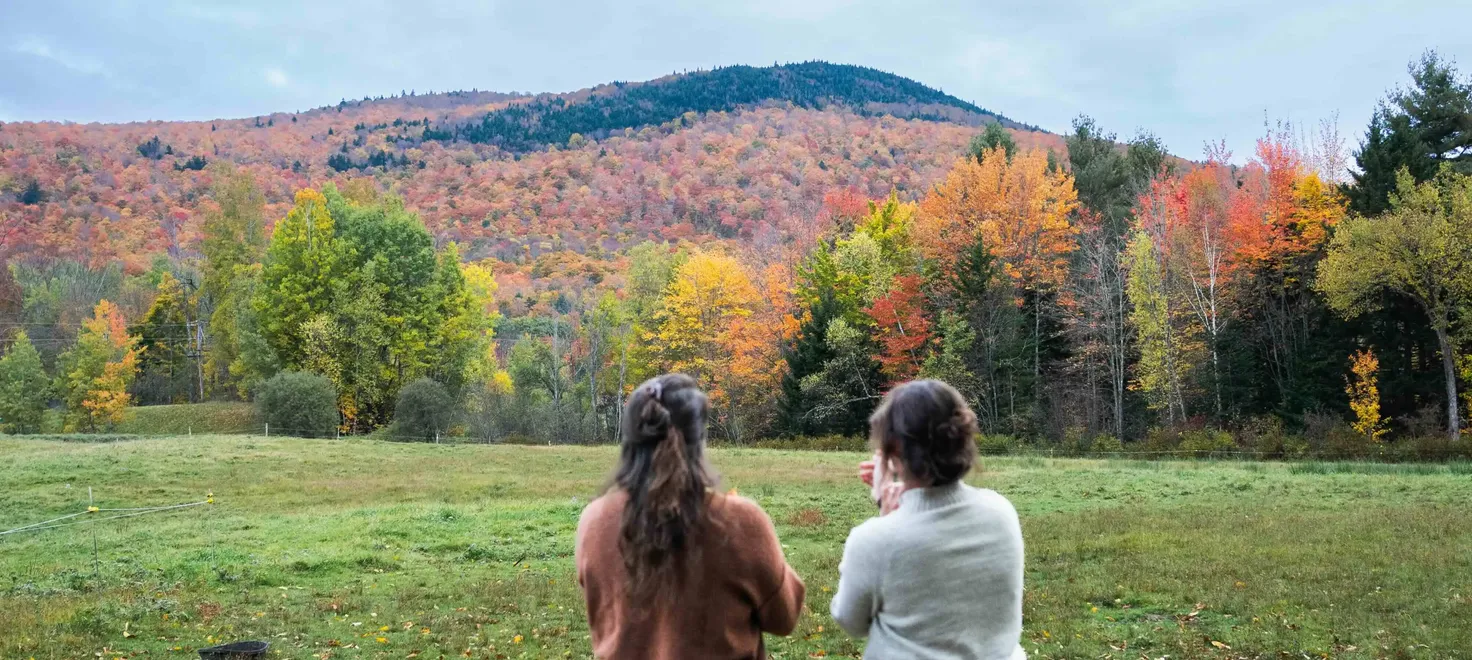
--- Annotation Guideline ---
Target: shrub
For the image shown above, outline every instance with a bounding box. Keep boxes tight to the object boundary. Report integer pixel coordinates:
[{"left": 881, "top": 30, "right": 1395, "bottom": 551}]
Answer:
[
  {"left": 1281, "top": 434, "right": 1311, "bottom": 458},
  {"left": 1400, "top": 404, "right": 1442, "bottom": 438},
  {"left": 1403, "top": 434, "right": 1472, "bottom": 462},
  {"left": 1142, "top": 427, "right": 1183, "bottom": 453},
  {"left": 1239, "top": 415, "right": 1288, "bottom": 457},
  {"left": 1060, "top": 426, "right": 1090, "bottom": 456},
  {"left": 1090, "top": 435, "right": 1124, "bottom": 454},
  {"left": 1323, "top": 423, "right": 1374, "bottom": 459},
  {"left": 976, "top": 433, "right": 1016, "bottom": 456},
  {"left": 1179, "top": 429, "right": 1236, "bottom": 455},
  {"left": 23, "top": 433, "right": 140, "bottom": 443},
  {"left": 394, "top": 378, "right": 454, "bottom": 442},
  {"left": 256, "top": 372, "right": 338, "bottom": 438}
]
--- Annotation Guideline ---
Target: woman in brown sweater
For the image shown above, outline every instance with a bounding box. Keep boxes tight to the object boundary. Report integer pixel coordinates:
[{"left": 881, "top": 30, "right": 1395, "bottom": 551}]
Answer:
[{"left": 575, "top": 373, "right": 806, "bottom": 660}]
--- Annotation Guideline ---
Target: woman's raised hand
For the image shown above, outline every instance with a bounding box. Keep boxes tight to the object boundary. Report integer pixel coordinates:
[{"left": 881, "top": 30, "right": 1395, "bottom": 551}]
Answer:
[
  {"left": 859, "top": 459, "right": 875, "bottom": 487},
  {"left": 878, "top": 481, "right": 907, "bottom": 515}
]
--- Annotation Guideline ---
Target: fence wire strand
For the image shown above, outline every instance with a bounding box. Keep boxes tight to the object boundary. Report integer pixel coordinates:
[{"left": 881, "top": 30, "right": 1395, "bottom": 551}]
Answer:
[{"left": 0, "top": 500, "right": 209, "bottom": 538}]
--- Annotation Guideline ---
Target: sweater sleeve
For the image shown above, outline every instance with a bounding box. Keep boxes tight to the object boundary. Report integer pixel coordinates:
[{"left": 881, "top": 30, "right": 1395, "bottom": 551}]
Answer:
[
  {"left": 830, "top": 523, "right": 881, "bottom": 638},
  {"left": 736, "top": 498, "right": 806, "bottom": 636}
]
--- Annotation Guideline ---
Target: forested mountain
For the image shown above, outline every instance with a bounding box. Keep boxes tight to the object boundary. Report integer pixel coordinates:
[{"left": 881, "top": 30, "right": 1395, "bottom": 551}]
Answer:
[
  {"left": 0, "top": 64, "right": 1056, "bottom": 273},
  {"left": 439, "top": 62, "right": 1027, "bottom": 151}
]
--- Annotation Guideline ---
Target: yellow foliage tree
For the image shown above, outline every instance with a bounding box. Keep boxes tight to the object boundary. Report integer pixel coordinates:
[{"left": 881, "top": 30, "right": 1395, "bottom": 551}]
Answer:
[
  {"left": 1346, "top": 349, "right": 1387, "bottom": 442},
  {"left": 650, "top": 250, "right": 760, "bottom": 382},
  {"left": 649, "top": 250, "right": 785, "bottom": 440},
  {"left": 56, "top": 300, "right": 140, "bottom": 431}
]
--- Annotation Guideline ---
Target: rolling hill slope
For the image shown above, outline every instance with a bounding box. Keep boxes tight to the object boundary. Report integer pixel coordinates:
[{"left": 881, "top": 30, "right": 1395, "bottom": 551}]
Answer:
[{"left": 0, "top": 62, "right": 1062, "bottom": 301}]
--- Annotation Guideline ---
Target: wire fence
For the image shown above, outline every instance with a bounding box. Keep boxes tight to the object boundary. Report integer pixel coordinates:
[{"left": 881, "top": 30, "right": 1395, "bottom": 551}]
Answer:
[
  {"left": 0, "top": 485, "right": 218, "bottom": 588},
  {"left": 0, "top": 500, "right": 210, "bottom": 538}
]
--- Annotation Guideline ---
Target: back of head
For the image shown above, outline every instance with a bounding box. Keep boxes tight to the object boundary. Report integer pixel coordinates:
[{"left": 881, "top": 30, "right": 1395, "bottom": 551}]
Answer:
[
  {"left": 869, "top": 379, "right": 978, "bottom": 487},
  {"left": 612, "top": 373, "right": 718, "bottom": 606}
]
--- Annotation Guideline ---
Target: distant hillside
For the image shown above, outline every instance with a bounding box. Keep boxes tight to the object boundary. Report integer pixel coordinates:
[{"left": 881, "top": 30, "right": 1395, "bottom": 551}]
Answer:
[{"left": 0, "top": 62, "right": 1063, "bottom": 306}]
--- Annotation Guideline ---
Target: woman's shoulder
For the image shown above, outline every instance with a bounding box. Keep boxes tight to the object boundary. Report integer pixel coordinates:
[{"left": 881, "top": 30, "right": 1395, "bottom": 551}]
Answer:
[
  {"left": 577, "top": 490, "right": 626, "bottom": 529},
  {"left": 708, "top": 491, "right": 774, "bottom": 528},
  {"left": 968, "top": 486, "right": 1020, "bottom": 516}
]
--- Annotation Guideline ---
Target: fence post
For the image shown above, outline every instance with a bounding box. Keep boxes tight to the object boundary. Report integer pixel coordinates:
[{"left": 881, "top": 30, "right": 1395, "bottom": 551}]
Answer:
[
  {"left": 89, "top": 487, "right": 100, "bottom": 582},
  {"left": 265, "top": 423, "right": 269, "bottom": 438}
]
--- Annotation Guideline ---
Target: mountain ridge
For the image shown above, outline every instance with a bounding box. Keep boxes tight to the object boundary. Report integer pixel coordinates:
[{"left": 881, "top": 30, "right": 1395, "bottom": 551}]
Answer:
[{"left": 310, "top": 61, "right": 1034, "bottom": 153}]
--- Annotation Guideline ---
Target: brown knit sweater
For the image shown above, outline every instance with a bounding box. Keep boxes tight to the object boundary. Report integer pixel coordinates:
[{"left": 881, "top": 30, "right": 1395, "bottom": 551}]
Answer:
[{"left": 575, "top": 490, "right": 806, "bottom": 660}]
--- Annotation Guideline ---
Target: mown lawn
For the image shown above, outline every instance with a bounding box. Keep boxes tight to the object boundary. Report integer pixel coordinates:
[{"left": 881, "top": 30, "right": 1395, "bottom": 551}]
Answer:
[{"left": 0, "top": 435, "right": 1468, "bottom": 659}]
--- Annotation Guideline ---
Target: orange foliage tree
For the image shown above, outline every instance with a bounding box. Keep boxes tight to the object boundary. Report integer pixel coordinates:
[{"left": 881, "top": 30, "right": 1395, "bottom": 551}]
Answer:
[{"left": 916, "top": 147, "right": 1079, "bottom": 292}]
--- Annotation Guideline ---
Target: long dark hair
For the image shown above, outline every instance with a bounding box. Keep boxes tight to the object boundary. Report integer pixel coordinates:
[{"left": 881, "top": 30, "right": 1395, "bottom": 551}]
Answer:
[
  {"left": 869, "top": 379, "right": 978, "bottom": 486},
  {"left": 611, "top": 373, "right": 719, "bottom": 605}
]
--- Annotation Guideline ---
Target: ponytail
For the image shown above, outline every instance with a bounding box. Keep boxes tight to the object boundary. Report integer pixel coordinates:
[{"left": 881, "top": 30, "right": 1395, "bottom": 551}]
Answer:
[{"left": 612, "top": 374, "right": 717, "bottom": 608}]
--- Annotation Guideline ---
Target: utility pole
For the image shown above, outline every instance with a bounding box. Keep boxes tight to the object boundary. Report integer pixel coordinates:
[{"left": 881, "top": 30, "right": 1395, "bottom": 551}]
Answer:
[{"left": 186, "top": 319, "right": 206, "bottom": 403}]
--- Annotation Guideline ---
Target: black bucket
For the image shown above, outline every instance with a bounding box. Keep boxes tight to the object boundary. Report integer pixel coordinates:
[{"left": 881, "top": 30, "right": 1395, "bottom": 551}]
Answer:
[{"left": 198, "top": 640, "right": 269, "bottom": 659}]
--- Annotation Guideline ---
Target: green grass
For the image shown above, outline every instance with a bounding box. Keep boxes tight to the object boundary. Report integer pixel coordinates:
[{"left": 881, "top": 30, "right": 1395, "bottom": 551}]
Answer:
[
  {"left": 1, "top": 437, "right": 1468, "bottom": 659},
  {"left": 114, "top": 402, "right": 259, "bottom": 436}
]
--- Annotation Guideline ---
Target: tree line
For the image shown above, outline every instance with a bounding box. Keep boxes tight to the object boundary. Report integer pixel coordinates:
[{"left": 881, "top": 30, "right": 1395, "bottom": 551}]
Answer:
[{"left": 3, "top": 52, "right": 1471, "bottom": 457}]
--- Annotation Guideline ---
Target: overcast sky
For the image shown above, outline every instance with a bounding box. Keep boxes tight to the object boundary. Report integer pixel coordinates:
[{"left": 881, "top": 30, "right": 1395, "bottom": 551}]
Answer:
[{"left": 2, "top": 0, "right": 1466, "bottom": 160}]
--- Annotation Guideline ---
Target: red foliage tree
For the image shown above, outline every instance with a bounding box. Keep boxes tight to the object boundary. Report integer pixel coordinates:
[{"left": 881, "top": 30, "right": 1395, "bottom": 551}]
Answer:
[{"left": 864, "top": 274, "right": 932, "bottom": 382}]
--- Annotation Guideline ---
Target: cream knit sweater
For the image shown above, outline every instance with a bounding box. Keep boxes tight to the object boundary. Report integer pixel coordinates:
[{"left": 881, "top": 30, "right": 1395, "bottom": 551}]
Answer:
[{"left": 831, "top": 481, "right": 1026, "bottom": 660}]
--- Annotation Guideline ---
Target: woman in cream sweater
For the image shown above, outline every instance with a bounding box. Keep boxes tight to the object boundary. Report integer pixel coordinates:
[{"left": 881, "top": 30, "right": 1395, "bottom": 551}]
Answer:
[{"left": 831, "top": 379, "right": 1027, "bottom": 660}]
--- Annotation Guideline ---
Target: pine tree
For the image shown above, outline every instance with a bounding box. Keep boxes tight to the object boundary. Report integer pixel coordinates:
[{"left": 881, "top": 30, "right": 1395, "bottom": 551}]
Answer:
[
  {"left": 1348, "top": 51, "right": 1472, "bottom": 216},
  {"left": 776, "top": 290, "right": 840, "bottom": 436},
  {"left": 0, "top": 331, "right": 51, "bottom": 433}
]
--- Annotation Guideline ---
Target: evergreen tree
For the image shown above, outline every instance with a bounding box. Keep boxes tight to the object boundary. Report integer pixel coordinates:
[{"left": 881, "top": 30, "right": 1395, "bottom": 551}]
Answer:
[
  {"left": 1348, "top": 51, "right": 1472, "bottom": 216},
  {"left": 1348, "top": 107, "right": 1429, "bottom": 216},
  {"left": 0, "top": 332, "right": 51, "bottom": 433},
  {"left": 1397, "top": 51, "right": 1472, "bottom": 173},
  {"left": 968, "top": 122, "right": 1016, "bottom": 163},
  {"left": 776, "top": 290, "right": 840, "bottom": 435},
  {"left": 19, "top": 179, "right": 45, "bottom": 205}
]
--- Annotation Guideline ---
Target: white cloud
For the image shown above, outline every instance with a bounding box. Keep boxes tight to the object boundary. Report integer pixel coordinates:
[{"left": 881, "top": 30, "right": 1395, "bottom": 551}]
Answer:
[
  {"left": 10, "top": 36, "right": 107, "bottom": 76},
  {"left": 264, "top": 68, "right": 289, "bottom": 87}
]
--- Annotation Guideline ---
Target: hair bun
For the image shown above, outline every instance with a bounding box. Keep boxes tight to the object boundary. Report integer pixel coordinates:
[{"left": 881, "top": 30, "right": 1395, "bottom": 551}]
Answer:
[
  {"left": 928, "top": 409, "right": 963, "bottom": 447},
  {"left": 636, "top": 398, "right": 671, "bottom": 444}
]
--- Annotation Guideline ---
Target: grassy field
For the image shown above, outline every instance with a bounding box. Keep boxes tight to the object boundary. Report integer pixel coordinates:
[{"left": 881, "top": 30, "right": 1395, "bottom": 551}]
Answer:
[
  {"left": 0, "top": 436, "right": 1468, "bottom": 659},
  {"left": 114, "top": 403, "right": 259, "bottom": 436}
]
